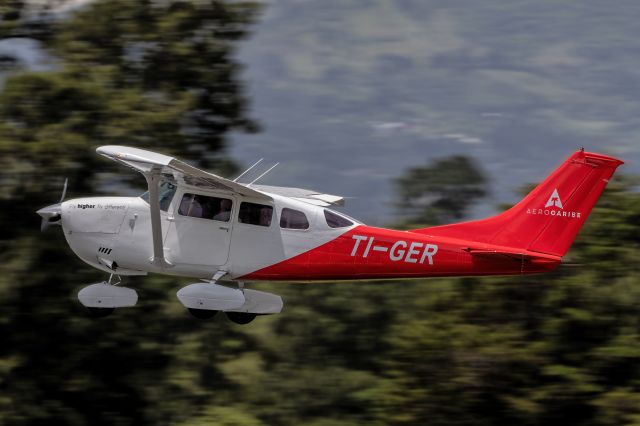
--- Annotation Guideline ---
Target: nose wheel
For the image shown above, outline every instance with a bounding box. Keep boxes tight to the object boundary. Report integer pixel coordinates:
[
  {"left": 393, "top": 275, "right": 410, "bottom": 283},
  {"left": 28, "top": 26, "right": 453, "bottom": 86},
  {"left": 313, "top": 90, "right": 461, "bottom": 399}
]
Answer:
[
  {"left": 86, "top": 307, "right": 115, "bottom": 318},
  {"left": 188, "top": 308, "right": 219, "bottom": 319}
]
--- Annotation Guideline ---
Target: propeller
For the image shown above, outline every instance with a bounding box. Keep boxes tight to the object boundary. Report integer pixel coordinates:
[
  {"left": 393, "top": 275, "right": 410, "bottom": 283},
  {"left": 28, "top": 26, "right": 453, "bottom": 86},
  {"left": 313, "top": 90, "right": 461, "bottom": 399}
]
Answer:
[{"left": 36, "top": 178, "right": 68, "bottom": 232}]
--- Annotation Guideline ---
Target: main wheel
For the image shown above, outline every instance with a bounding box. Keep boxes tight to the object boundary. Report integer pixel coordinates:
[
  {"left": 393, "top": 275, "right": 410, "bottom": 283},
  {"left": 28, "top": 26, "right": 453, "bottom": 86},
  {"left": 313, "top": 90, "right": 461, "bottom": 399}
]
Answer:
[
  {"left": 188, "top": 308, "right": 218, "bottom": 319},
  {"left": 86, "top": 307, "right": 115, "bottom": 318},
  {"left": 226, "top": 312, "right": 256, "bottom": 325}
]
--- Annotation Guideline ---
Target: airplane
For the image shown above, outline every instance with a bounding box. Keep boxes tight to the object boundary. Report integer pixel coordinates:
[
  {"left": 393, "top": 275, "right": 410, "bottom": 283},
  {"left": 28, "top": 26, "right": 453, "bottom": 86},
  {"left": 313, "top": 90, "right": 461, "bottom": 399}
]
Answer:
[{"left": 37, "top": 146, "right": 623, "bottom": 324}]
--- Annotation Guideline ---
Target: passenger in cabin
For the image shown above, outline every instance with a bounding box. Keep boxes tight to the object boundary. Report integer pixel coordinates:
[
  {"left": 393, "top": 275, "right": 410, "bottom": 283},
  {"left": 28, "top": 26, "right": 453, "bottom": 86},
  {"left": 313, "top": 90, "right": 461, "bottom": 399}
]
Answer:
[
  {"left": 213, "top": 199, "right": 232, "bottom": 222},
  {"left": 259, "top": 207, "right": 272, "bottom": 226}
]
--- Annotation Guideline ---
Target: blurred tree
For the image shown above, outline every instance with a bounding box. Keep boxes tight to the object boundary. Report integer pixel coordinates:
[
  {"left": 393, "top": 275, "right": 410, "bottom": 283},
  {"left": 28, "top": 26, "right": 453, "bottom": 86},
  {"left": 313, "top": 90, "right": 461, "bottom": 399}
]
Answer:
[
  {"left": 49, "top": 0, "right": 260, "bottom": 161},
  {"left": 0, "top": 0, "right": 64, "bottom": 40},
  {"left": 0, "top": 1, "right": 24, "bottom": 28},
  {"left": 0, "top": 0, "right": 262, "bottom": 238},
  {"left": 0, "top": 1, "right": 262, "bottom": 425},
  {"left": 395, "top": 155, "right": 488, "bottom": 226}
]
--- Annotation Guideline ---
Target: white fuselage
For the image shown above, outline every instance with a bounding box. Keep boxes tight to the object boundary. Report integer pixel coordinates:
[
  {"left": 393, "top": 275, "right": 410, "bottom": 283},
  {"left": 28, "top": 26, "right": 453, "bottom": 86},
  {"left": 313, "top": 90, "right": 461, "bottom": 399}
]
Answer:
[{"left": 61, "top": 186, "right": 357, "bottom": 281}]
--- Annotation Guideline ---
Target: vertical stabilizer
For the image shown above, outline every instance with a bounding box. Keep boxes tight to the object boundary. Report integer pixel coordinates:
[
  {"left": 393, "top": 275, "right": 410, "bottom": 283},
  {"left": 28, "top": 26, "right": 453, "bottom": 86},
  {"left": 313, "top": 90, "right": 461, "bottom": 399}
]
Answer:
[{"left": 411, "top": 150, "right": 623, "bottom": 257}]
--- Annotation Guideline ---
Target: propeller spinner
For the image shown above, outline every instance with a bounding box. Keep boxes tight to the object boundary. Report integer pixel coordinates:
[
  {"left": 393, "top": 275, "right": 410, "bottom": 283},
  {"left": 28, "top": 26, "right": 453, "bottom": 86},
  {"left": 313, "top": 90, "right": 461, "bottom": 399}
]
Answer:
[{"left": 36, "top": 178, "right": 68, "bottom": 232}]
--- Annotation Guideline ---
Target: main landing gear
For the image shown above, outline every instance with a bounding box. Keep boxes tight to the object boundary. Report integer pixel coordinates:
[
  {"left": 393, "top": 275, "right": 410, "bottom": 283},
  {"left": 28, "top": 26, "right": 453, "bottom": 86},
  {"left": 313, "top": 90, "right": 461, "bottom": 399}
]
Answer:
[
  {"left": 177, "top": 274, "right": 283, "bottom": 324},
  {"left": 225, "top": 312, "right": 257, "bottom": 325}
]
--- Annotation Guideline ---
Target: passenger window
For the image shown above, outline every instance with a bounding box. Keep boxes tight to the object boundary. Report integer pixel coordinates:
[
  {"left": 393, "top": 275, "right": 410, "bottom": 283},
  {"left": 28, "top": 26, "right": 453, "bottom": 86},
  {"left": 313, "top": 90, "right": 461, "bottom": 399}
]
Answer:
[
  {"left": 239, "top": 202, "right": 273, "bottom": 227},
  {"left": 280, "top": 208, "right": 309, "bottom": 230},
  {"left": 178, "top": 193, "right": 233, "bottom": 221},
  {"left": 324, "top": 209, "right": 353, "bottom": 228}
]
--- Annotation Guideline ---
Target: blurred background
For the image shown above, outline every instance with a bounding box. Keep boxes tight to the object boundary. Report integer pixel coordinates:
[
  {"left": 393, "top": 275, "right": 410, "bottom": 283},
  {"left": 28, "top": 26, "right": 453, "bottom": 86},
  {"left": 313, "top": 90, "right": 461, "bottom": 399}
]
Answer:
[{"left": 0, "top": 1, "right": 639, "bottom": 425}]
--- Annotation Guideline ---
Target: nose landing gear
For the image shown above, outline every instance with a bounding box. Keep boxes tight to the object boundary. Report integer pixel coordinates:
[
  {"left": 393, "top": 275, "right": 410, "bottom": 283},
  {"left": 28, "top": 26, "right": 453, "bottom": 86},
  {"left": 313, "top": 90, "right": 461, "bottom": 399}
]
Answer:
[
  {"left": 86, "top": 307, "right": 116, "bottom": 318},
  {"left": 78, "top": 274, "right": 138, "bottom": 317},
  {"left": 187, "top": 308, "right": 219, "bottom": 319}
]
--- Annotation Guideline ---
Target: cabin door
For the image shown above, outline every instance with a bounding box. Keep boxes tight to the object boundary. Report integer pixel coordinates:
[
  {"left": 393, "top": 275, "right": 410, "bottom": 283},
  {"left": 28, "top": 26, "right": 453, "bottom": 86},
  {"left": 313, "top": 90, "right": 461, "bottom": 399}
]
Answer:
[{"left": 164, "top": 191, "right": 235, "bottom": 267}]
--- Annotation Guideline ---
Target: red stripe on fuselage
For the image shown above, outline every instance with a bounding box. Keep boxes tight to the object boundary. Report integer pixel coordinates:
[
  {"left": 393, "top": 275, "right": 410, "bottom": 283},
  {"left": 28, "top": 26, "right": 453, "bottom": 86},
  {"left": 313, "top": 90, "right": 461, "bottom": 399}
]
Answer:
[{"left": 240, "top": 225, "right": 560, "bottom": 281}]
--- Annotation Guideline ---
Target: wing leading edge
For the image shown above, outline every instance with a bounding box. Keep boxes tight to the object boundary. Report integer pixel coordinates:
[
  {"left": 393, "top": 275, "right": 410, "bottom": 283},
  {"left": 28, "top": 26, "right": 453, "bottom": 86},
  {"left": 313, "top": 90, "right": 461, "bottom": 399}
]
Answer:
[{"left": 96, "top": 145, "right": 270, "bottom": 200}]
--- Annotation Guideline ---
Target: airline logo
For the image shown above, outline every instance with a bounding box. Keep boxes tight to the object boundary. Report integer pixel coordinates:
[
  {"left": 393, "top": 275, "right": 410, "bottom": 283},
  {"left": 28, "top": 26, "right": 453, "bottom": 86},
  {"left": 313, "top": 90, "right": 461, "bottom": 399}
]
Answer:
[
  {"left": 545, "top": 188, "right": 563, "bottom": 209},
  {"left": 527, "top": 188, "right": 581, "bottom": 219}
]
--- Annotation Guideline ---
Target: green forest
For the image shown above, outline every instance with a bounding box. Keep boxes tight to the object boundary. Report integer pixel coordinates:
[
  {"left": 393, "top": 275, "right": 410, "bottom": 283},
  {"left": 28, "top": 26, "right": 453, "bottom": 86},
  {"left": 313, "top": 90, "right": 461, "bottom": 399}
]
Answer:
[{"left": 1, "top": 1, "right": 639, "bottom": 425}]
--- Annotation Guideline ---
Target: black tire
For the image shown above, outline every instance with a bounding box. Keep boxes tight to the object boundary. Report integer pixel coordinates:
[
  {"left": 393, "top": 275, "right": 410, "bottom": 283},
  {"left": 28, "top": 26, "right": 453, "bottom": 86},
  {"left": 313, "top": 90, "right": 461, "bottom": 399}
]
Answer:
[
  {"left": 226, "top": 312, "right": 256, "bottom": 325},
  {"left": 87, "top": 307, "right": 115, "bottom": 318},
  {"left": 188, "top": 308, "right": 218, "bottom": 319}
]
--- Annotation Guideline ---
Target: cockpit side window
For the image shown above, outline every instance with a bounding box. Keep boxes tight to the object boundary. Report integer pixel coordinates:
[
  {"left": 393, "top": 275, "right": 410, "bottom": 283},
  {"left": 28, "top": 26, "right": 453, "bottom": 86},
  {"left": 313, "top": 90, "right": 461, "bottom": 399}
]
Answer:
[
  {"left": 178, "top": 193, "right": 233, "bottom": 221},
  {"left": 140, "top": 179, "right": 177, "bottom": 212},
  {"left": 324, "top": 209, "right": 354, "bottom": 228}
]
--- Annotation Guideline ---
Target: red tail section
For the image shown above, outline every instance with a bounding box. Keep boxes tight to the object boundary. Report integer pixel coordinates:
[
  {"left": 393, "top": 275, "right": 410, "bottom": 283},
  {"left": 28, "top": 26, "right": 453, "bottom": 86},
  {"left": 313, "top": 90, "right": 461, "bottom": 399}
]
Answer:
[{"left": 412, "top": 150, "right": 623, "bottom": 257}]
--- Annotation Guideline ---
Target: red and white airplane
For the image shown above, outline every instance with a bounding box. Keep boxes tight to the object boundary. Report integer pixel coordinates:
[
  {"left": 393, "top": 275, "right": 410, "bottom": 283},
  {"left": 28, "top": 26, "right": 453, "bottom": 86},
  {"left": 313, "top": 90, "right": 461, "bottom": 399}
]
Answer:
[{"left": 37, "top": 146, "right": 622, "bottom": 323}]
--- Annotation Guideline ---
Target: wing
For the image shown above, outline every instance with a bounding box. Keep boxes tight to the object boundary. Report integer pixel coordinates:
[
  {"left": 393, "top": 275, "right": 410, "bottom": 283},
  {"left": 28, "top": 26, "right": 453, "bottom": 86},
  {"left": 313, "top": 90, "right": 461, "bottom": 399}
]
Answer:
[
  {"left": 96, "top": 145, "right": 271, "bottom": 269},
  {"left": 97, "top": 145, "right": 270, "bottom": 199}
]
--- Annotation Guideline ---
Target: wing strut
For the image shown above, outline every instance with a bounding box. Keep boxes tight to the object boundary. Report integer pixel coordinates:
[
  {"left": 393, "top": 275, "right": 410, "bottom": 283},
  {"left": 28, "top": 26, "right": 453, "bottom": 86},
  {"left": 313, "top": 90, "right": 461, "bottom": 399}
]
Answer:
[{"left": 145, "top": 170, "right": 172, "bottom": 269}]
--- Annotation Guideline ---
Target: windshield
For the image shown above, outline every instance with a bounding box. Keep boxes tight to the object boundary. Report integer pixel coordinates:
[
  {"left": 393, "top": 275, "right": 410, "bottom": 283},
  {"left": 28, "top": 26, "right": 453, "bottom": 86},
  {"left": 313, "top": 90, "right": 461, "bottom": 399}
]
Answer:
[{"left": 140, "top": 180, "right": 177, "bottom": 212}]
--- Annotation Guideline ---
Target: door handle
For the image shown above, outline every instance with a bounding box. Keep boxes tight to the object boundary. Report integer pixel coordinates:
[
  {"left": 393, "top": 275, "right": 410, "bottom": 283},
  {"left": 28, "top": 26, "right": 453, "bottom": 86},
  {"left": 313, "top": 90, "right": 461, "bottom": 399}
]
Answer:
[{"left": 219, "top": 226, "right": 229, "bottom": 232}]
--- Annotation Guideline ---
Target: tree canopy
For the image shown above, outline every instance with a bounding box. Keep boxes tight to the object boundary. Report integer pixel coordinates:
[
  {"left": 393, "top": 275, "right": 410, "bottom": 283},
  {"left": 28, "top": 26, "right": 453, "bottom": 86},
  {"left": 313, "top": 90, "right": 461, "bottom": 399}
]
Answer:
[{"left": 395, "top": 155, "right": 488, "bottom": 226}]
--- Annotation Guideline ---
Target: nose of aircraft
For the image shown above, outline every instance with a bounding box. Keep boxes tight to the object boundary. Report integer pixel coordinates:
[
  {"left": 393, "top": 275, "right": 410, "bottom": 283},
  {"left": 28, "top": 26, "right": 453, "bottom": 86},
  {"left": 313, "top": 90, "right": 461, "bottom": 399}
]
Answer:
[
  {"left": 36, "top": 178, "right": 68, "bottom": 232},
  {"left": 36, "top": 203, "right": 63, "bottom": 232}
]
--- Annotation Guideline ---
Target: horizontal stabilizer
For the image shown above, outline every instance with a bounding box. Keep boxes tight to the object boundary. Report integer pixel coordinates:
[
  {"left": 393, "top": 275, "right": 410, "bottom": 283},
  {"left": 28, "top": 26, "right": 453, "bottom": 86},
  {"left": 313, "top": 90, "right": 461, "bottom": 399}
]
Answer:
[
  {"left": 463, "top": 247, "right": 559, "bottom": 262},
  {"left": 464, "top": 248, "right": 532, "bottom": 259}
]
